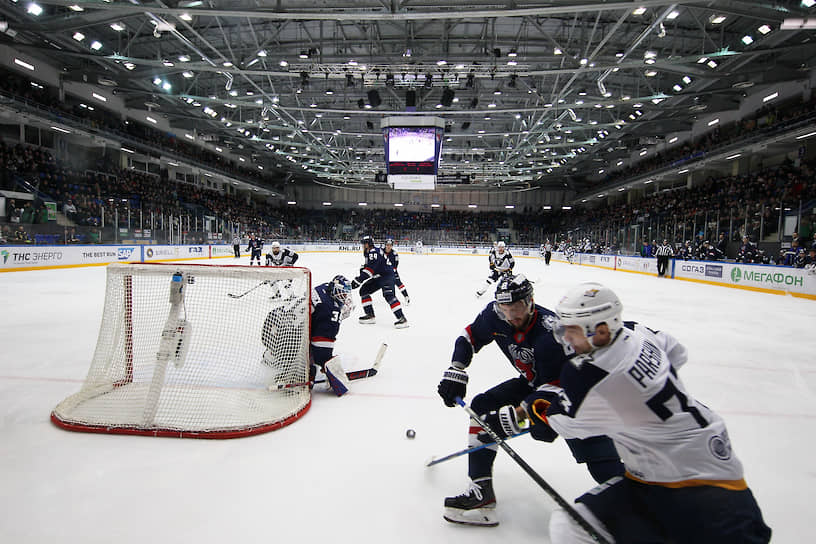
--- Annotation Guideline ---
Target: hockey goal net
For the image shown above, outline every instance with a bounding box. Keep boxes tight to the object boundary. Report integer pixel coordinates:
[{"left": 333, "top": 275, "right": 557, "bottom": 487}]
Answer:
[{"left": 52, "top": 262, "right": 312, "bottom": 438}]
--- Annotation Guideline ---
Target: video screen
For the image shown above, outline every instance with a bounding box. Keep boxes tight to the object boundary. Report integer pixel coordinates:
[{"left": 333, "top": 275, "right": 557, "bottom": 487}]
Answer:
[
  {"left": 385, "top": 127, "right": 440, "bottom": 175},
  {"left": 387, "top": 127, "right": 437, "bottom": 162}
]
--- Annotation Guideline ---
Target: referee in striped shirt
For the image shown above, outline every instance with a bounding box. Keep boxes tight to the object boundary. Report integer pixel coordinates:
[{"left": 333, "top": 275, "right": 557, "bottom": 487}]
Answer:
[{"left": 655, "top": 239, "right": 674, "bottom": 277}]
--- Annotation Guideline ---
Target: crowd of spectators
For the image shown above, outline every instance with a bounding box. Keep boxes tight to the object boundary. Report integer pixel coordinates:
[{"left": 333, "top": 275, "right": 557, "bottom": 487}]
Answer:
[
  {"left": 595, "top": 93, "right": 816, "bottom": 189},
  {"left": 3, "top": 135, "right": 815, "bottom": 270},
  {"left": 0, "top": 68, "right": 273, "bottom": 190},
  {"left": 542, "top": 158, "right": 816, "bottom": 257},
  {"left": 2, "top": 59, "right": 816, "bottom": 269}
]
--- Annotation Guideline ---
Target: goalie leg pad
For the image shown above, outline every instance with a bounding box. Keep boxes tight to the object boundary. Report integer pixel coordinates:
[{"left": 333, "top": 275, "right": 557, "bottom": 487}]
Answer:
[{"left": 324, "top": 356, "right": 351, "bottom": 397}]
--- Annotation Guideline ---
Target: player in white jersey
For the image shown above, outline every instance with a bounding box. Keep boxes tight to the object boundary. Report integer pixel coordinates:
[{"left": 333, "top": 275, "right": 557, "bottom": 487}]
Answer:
[
  {"left": 266, "top": 241, "right": 299, "bottom": 267},
  {"left": 476, "top": 241, "right": 514, "bottom": 296},
  {"left": 524, "top": 282, "right": 771, "bottom": 543},
  {"left": 564, "top": 243, "right": 575, "bottom": 264}
]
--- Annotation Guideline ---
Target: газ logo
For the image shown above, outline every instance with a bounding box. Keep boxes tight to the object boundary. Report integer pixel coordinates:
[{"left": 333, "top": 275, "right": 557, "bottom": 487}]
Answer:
[
  {"left": 188, "top": 247, "right": 203, "bottom": 254},
  {"left": 117, "top": 247, "right": 136, "bottom": 260},
  {"left": 731, "top": 268, "right": 742, "bottom": 282}
]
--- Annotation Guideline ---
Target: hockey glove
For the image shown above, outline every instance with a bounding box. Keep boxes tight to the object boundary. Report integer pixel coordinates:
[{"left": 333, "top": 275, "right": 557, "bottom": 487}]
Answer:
[
  {"left": 350, "top": 278, "right": 361, "bottom": 289},
  {"left": 478, "top": 405, "right": 522, "bottom": 442},
  {"left": 438, "top": 364, "right": 468, "bottom": 407},
  {"left": 523, "top": 391, "right": 559, "bottom": 443}
]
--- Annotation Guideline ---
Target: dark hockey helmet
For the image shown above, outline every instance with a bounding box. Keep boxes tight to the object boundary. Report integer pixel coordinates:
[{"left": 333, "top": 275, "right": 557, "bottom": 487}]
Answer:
[
  {"left": 385, "top": 238, "right": 394, "bottom": 246},
  {"left": 494, "top": 274, "right": 534, "bottom": 327},
  {"left": 361, "top": 235, "right": 375, "bottom": 248},
  {"left": 494, "top": 274, "right": 534, "bottom": 304}
]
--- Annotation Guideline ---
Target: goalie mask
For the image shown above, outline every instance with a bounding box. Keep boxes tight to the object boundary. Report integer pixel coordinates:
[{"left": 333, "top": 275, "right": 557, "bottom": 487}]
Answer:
[
  {"left": 554, "top": 282, "right": 623, "bottom": 350},
  {"left": 493, "top": 274, "right": 534, "bottom": 328},
  {"left": 331, "top": 275, "right": 355, "bottom": 320}
]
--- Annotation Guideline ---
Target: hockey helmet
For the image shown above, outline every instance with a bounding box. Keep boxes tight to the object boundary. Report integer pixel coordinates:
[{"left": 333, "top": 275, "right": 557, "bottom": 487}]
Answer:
[
  {"left": 555, "top": 282, "right": 623, "bottom": 346},
  {"left": 495, "top": 274, "right": 533, "bottom": 304},
  {"left": 331, "top": 275, "right": 352, "bottom": 301},
  {"left": 385, "top": 238, "right": 394, "bottom": 247},
  {"left": 361, "top": 235, "right": 375, "bottom": 248},
  {"left": 271, "top": 241, "right": 281, "bottom": 251},
  {"left": 494, "top": 274, "right": 534, "bottom": 326}
]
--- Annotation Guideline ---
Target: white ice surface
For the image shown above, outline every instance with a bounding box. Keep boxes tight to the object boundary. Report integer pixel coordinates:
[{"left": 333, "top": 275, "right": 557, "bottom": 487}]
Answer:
[{"left": 1, "top": 252, "right": 814, "bottom": 543}]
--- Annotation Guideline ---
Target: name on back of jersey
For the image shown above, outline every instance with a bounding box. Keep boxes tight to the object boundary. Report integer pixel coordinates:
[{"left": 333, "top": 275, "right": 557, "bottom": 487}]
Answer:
[{"left": 627, "top": 339, "right": 662, "bottom": 388}]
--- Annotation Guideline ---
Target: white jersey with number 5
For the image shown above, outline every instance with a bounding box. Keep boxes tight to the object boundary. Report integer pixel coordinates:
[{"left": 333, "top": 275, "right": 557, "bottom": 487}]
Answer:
[{"left": 545, "top": 323, "right": 745, "bottom": 487}]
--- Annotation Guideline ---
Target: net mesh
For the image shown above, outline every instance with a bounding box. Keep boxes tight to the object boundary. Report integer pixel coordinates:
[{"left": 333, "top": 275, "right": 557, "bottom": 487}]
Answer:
[{"left": 52, "top": 263, "right": 312, "bottom": 438}]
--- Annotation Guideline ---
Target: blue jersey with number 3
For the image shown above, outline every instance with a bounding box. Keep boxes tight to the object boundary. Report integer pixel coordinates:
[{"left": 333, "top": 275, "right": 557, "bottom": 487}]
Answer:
[{"left": 310, "top": 282, "right": 344, "bottom": 367}]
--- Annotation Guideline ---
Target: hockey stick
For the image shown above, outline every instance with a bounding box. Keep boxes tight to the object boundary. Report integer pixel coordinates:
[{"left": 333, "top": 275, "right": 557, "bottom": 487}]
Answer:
[
  {"left": 227, "top": 280, "right": 271, "bottom": 299},
  {"left": 455, "top": 397, "right": 612, "bottom": 544},
  {"left": 425, "top": 429, "right": 531, "bottom": 467},
  {"left": 269, "top": 343, "right": 387, "bottom": 391}
]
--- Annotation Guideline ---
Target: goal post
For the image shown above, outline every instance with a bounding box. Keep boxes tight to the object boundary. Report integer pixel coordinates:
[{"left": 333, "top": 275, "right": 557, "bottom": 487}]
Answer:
[{"left": 52, "top": 262, "right": 313, "bottom": 438}]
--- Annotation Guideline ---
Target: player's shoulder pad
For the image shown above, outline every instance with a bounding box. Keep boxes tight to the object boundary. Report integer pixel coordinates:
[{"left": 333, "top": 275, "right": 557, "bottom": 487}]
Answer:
[
  {"left": 535, "top": 306, "right": 557, "bottom": 331},
  {"left": 554, "top": 358, "right": 609, "bottom": 416}
]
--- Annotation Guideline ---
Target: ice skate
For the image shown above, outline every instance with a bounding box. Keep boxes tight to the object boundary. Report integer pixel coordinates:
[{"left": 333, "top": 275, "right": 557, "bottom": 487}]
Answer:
[
  {"left": 443, "top": 478, "right": 498, "bottom": 527},
  {"left": 394, "top": 316, "right": 409, "bottom": 329},
  {"left": 358, "top": 314, "right": 376, "bottom": 324}
]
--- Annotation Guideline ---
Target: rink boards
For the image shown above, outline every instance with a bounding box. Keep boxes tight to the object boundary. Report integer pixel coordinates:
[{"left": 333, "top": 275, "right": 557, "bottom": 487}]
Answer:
[{"left": 1, "top": 242, "right": 814, "bottom": 300}]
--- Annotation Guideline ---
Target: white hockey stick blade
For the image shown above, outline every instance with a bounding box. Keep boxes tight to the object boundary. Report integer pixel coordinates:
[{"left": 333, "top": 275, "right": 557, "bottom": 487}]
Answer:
[{"left": 373, "top": 343, "right": 387, "bottom": 369}]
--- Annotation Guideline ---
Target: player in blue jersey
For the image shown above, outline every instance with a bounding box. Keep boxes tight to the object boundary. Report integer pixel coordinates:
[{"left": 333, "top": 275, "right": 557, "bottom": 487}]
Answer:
[
  {"left": 306, "top": 274, "right": 356, "bottom": 395},
  {"left": 245, "top": 233, "right": 264, "bottom": 265},
  {"left": 351, "top": 236, "right": 409, "bottom": 328},
  {"left": 383, "top": 238, "right": 410, "bottom": 304},
  {"left": 261, "top": 274, "right": 354, "bottom": 396},
  {"left": 534, "top": 282, "right": 771, "bottom": 543},
  {"left": 437, "top": 274, "right": 623, "bottom": 527}
]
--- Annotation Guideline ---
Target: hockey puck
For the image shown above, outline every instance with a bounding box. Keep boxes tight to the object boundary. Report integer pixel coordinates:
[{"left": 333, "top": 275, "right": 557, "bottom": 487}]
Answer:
[{"left": 406, "top": 429, "right": 416, "bottom": 439}]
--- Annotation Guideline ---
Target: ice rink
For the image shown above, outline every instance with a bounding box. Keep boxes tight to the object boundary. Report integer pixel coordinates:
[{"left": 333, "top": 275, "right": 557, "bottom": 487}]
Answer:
[{"left": 1, "top": 250, "right": 814, "bottom": 543}]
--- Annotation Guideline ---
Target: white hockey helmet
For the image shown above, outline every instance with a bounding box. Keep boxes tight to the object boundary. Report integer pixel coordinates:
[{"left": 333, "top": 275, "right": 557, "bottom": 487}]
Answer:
[
  {"left": 555, "top": 282, "right": 623, "bottom": 341},
  {"left": 497, "top": 241, "right": 506, "bottom": 248},
  {"left": 271, "top": 241, "right": 281, "bottom": 249}
]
